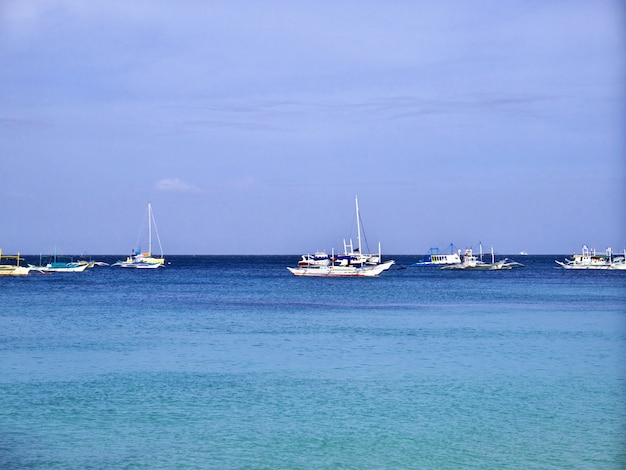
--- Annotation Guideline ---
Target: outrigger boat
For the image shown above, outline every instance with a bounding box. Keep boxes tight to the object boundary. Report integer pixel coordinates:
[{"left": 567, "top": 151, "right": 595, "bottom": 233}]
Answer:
[
  {"left": 556, "top": 245, "right": 626, "bottom": 270},
  {"left": 287, "top": 258, "right": 395, "bottom": 277},
  {"left": 113, "top": 202, "right": 166, "bottom": 269},
  {"left": 0, "top": 249, "right": 34, "bottom": 276},
  {"left": 441, "top": 245, "right": 524, "bottom": 270},
  {"left": 29, "top": 248, "right": 90, "bottom": 273},
  {"left": 288, "top": 197, "right": 394, "bottom": 277},
  {"left": 411, "top": 245, "right": 461, "bottom": 266}
]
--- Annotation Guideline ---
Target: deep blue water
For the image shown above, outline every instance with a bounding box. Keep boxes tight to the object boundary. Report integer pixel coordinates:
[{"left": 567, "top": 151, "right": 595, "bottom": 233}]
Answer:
[{"left": 1, "top": 255, "right": 625, "bottom": 469}]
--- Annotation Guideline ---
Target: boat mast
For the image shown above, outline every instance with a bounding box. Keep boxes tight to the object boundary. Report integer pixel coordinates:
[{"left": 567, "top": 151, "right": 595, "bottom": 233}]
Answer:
[
  {"left": 355, "top": 196, "right": 362, "bottom": 253},
  {"left": 149, "top": 202, "right": 164, "bottom": 258},
  {"left": 148, "top": 202, "right": 152, "bottom": 256}
]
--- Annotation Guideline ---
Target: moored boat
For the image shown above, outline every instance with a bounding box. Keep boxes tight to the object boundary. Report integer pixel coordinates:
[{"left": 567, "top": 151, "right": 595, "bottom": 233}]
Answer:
[
  {"left": 37, "top": 261, "right": 90, "bottom": 273},
  {"left": 288, "top": 197, "right": 394, "bottom": 277},
  {"left": 0, "top": 249, "right": 33, "bottom": 276},
  {"left": 29, "top": 249, "right": 90, "bottom": 273},
  {"left": 113, "top": 202, "right": 166, "bottom": 269},
  {"left": 556, "top": 245, "right": 626, "bottom": 270},
  {"left": 331, "top": 197, "right": 384, "bottom": 267},
  {"left": 441, "top": 245, "right": 524, "bottom": 270},
  {"left": 287, "top": 259, "right": 395, "bottom": 277},
  {"left": 411, "top": 246, "right": 461, "bottom": 266}
]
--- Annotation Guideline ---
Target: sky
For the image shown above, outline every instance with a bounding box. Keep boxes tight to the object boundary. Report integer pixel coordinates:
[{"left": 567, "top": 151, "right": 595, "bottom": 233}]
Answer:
[{"left": 1, "top": 0, "right": 624, "bottom": 255}]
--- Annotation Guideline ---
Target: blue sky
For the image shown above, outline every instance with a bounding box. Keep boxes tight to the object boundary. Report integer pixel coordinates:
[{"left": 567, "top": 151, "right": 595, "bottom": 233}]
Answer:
[{"left": 1, "top": 0, "right": 624, "bottom": 255}]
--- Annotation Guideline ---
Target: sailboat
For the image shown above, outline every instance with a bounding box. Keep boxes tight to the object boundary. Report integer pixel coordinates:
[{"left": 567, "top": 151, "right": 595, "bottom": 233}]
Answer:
[
  {"left": 113, "top": 202, "right": 165, "bottom": 269},
  {"left": 287, "top": 197, "right": 394, "bottom": 277},
  {"left": 333, "top": 196, "right": 384, "bottom": 267}
]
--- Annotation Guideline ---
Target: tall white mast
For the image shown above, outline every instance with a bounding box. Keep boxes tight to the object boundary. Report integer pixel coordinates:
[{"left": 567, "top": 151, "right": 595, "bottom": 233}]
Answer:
[
  {"left": 355, "top": 196, "right": 362, "bottom": 253},
  {"left": 148, "top": 202, "right": 152, "bottom": 255}
]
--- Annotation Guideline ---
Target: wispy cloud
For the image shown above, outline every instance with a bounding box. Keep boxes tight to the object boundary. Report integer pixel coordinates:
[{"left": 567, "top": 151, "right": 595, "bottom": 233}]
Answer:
[
  {"left": 157, "top": 93, "right": 553, "bottom": 133},
  {"left": 155, "top": 178, "right": 202, "bottom": 194},
  {"left": 0, "top": 117, "right": 49, "bottom": 131}
]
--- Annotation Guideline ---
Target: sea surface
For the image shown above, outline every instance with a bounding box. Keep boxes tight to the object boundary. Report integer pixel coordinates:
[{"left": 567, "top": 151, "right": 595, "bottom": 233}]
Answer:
[{"left": 1, "top": 255, "right": 625, "bottom": 469}]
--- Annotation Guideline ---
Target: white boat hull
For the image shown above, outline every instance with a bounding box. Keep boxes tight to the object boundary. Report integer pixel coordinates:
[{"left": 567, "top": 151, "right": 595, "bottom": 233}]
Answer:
[
  {"left": 555, "top": 260, "right": 626, "bottom": 270},
  {"left": 287, "top": 260, "right": 395, "bottom": 277},
  {"left": 556, "top": 246, "right": 626, "bottom": 270},
  {"left": 114, "top": 203, "right": 166, "bottom": 270},
  {"left": 37, "top": 264, "right": 90, "bottom": 273},
  {"left": 118, "top": 262, "right": 163, "bottom": 269},
  {"left": 0, "top": 265, "right": 32, "bottom": 276}
]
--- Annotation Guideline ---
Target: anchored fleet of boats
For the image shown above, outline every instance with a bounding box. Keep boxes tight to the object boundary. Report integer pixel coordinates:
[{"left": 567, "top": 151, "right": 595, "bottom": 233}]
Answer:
[
  {"left": 2, "top": 200, "right": 624, "bottom": 277},
  {"left": 2, "top": 202, "right": 167, "bottom": 276}
]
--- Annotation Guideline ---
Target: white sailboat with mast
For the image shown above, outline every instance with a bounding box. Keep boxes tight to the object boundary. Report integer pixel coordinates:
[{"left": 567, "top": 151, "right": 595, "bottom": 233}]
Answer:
[
  {"left": 113, "top": 202, "right": 166, "bottom": 269},
  {"left": 288, "top": 196, "right": 394, "bottom": 277},
  {"left": 334, "top": 196, "right": 383, "bottom": 267}
]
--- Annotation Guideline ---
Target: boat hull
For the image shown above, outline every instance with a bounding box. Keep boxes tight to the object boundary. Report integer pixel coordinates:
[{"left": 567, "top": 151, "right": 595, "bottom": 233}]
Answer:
[
  {"left": 38, "top": 264, "right": 90, "bottom": 273},
  {"left": 555, "top": 245, "right": 626, "bottom": 270},
  {"left": 117, "top": 262, "right": 163, "bottom": 269},
  {"left": 287, "top": 260, "right": 395, "bottom": 277},
  {"left": 0, "top": 265, "right": 32, "bottom": 276},
  {"left": 555, "top": 260, "right": 626, "bottom": 270}
]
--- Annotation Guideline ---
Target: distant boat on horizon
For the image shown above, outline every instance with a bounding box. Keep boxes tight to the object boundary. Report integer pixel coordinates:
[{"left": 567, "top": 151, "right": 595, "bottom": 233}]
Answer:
[
  {"left": 411, "top": 245, "right": 462, "bottom": 266},
  {"left": 441, "top": 244, "right": 525, "bottom": 270},
  {"left": 287, "top": 196, "right": 394, "bottom": 277},
  {"left": 556, "top": 245, "right": 626, "bottom": 270},
  {"left": 113, "top": 202, "right": 166, "bottom": 269},
  {"left": 28, "top": 247, "right": 90, "bottom": 273},
  {"left": 0, "top": 249, "right": 34, "bottom": 276}
]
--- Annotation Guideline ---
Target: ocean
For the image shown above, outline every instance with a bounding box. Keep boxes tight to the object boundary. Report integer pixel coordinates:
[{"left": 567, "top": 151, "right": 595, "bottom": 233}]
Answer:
[{"left": 1, "top": 255, "right": 625, "bottom": 469}]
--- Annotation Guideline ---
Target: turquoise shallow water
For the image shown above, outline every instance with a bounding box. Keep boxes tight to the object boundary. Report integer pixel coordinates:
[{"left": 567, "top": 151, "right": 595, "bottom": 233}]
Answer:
[{"left": 1, "top": 255, "right": 625, "bottom": 468}]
